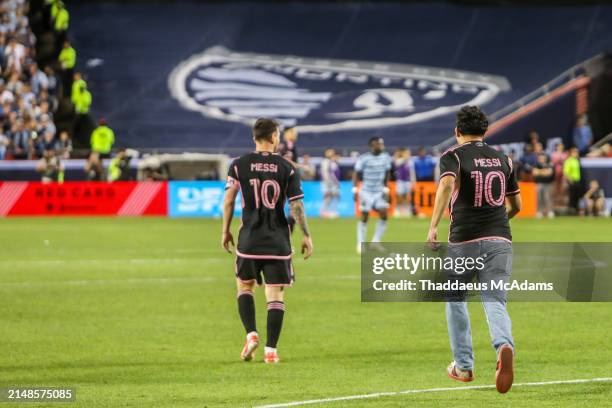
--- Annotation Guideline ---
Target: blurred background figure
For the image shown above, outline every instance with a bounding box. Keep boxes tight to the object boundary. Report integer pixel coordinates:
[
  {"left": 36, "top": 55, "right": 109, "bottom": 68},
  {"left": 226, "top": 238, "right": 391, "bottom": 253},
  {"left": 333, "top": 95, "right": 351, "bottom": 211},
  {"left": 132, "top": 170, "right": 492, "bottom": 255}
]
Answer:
[
  {"left": 108, "top": 148, "right": 130, "bottom": 181},
  {"left": 90, "top": 118, "right": 115, "bottom": 159},
  {"left": 320, "top": 148, "right": 340, "bottom": 218},
  {"left": 550, "top": 142, "right": 568, "bottom": 199},
  {"left": 583, "top": 180, "right": 606, "bottom": 217},
  {"left": 573, "top": 114, "right": 593, "bottom": 156},
  {"left": 277, "top": 126, "right": 298, "bottom": 165},
  {"left": 36, "top": 146, "right": 63, "bottom": 183},
  {"left": 393, "top": 147, "right": 416, "bottom": 217},
  {"left": 563, "top": 147, "right": 582, "bottom": 215},
  {"left": 57, "top": 130, "right": 72, "bottom": 159},
  {"left": 532, "top": 152, "right": 555, "bottom": 218},
  {"left": 413, "top": 147, "right": 435, "bottom": 182},
  {"left": 84, "top": 151, "right": 104, "bottom": 181},
  {"left": 71, "top": 80, "right": 92, "bottom": 147},
  {"left": 58, "top": 39, "right": 76, "bottom": 97},
  {"left": 299, "top": 154, "right": 316, "bottom": 180}
]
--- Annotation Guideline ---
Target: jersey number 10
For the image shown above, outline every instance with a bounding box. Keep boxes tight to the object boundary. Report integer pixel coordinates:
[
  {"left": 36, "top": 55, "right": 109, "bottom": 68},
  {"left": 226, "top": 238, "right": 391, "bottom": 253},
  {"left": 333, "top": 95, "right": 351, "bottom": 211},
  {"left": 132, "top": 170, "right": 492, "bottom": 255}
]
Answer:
[
  {"left": 470, "top": 170, "right": 506, "bottom": 207},
  {"left": 249, "top": 179, "right": 281, "bottom": 209}
]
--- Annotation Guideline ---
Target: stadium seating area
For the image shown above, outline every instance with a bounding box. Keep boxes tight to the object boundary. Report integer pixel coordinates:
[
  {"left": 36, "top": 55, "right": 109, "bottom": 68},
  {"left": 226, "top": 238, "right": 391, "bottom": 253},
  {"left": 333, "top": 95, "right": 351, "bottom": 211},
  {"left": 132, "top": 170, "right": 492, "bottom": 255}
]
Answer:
[{"left": 0, "top": 0, "right": 61, "bottom": 160}]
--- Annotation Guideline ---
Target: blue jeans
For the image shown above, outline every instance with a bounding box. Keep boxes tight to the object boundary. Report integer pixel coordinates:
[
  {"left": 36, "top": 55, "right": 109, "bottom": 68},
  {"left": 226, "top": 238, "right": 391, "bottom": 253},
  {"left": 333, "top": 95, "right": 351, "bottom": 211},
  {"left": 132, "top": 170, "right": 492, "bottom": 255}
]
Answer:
[{"left": 445, "top": 239, "right": 514, "bottom": 370}]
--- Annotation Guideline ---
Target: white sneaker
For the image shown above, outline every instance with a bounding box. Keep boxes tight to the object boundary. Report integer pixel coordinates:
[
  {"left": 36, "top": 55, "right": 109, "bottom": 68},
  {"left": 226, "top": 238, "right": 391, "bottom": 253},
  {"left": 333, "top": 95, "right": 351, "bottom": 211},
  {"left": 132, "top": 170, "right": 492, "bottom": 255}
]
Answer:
[
  {"left": 547, "top": 211, "right": 555, "bottom": 219},
  {"left": 356, "top": 243, "right": 362, "bottom": 254}
]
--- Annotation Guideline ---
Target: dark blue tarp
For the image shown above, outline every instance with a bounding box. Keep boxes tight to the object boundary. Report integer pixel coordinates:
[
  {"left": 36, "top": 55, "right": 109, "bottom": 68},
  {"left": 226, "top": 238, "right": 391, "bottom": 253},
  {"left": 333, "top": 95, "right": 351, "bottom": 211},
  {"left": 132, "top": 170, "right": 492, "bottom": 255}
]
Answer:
[{"left": 70, "top": 2, "right": 612, "bottom": 153}]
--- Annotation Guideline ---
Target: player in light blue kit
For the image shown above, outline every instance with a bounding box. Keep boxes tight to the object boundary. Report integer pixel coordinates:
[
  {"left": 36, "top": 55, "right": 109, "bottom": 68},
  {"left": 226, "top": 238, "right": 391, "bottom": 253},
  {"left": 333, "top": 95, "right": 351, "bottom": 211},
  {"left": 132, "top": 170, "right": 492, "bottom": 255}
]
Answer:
[{"left": 353, "top": 137, "right": 393, "bottom": 254}]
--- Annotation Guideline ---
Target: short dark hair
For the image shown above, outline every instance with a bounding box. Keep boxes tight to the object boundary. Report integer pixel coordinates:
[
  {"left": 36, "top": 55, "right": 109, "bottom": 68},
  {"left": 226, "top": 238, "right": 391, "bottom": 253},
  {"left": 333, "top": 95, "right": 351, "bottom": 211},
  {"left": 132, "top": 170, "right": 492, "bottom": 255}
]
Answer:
[
  {"left": 456, "top": 106, "right": 488, "bottom": 136},
  {"left": 368, "top": 136, "right": 382, "bottom": 146},
  {"left": 252, "top": 118, "right": 279, "bottom": 142}
]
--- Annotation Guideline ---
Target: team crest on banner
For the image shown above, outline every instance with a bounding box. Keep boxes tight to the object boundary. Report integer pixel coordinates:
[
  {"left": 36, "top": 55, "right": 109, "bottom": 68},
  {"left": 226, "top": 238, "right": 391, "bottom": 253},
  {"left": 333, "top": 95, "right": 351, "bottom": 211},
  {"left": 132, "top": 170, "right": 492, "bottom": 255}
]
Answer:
[{"left": 168, "top": 46, "right": 510, "bottom": 132}]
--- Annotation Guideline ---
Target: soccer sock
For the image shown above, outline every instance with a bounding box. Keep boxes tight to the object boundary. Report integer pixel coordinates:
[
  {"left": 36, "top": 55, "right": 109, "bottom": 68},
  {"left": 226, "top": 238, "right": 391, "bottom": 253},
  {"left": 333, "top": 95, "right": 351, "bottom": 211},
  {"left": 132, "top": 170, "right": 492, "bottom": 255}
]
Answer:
[
  {"left": 237, "top": 291, "right": 256, "bottom": 334},
  {"left": 357, "top": 221, "right": 367, "bottom": 243},
  {"left": 372, "top": 220, "right": 387, "bottom": 242},
  {"left": 330, "top": 196, "right": 338, "bottom": 213},
  {"left": 266, "top": 301, "right": 285, "bottom": 348}
]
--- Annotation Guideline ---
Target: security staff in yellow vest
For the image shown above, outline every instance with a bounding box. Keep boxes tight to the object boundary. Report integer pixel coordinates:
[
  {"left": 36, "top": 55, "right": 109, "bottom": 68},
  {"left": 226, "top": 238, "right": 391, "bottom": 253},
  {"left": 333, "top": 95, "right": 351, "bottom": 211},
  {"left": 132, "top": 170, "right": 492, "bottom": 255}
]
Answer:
[
  {"left": 72, "top": 82, "right": 93, "bottom": 148},
  {"left": 58, "top": 40, "right": 76, "bottom": 97},
  {"left": 91, "top": 118, "right": 116, "bottom": 159},
  {"left": 53, "top": 2, "right": 70, "bottom": 55},
  {"left": 71, "top": 72, "right": 86, "bottom": 101}
]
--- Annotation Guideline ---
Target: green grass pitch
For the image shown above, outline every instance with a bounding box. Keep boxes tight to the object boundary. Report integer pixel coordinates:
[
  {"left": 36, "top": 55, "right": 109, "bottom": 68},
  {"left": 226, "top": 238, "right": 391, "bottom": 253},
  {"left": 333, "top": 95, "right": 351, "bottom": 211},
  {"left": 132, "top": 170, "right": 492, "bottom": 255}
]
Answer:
[{"left": 0, "top": 217, "right": 611, "bottom": 407}]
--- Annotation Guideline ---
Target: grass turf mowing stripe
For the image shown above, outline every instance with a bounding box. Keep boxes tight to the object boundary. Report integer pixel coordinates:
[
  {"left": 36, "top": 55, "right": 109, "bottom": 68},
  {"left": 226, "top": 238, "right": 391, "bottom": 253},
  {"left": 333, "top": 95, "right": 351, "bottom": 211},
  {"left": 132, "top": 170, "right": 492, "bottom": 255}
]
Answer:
[{"left": 255, "top": 377, "right": 612, "bottom": 408}]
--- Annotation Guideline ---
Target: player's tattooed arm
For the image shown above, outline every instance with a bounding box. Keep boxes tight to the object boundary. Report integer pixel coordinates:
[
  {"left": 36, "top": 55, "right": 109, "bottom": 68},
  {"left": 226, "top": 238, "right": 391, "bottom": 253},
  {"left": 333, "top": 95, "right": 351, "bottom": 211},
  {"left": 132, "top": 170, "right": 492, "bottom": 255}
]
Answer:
[
  {"left": 221, "top": 187, "right": 238, "bottom": 253},
  {"left": 290, "top": 199, "right": 313, "bottom": 259},
  {"left": 290, "top": 199, "right": 310, "bottom": 237}
]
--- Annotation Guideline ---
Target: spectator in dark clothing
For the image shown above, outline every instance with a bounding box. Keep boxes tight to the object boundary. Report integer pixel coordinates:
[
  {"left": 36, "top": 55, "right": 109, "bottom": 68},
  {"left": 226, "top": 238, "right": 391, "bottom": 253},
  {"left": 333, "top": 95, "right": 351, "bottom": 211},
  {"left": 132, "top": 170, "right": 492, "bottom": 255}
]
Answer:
[
  {"left": 533, "top": 153, "right": 555, "bottom": 218},
  {"left": 584, "top": 180, "right": 606, "bottom": 217},
  {"left": 85, "top": 151, "right": 104, "bottom": 181}
]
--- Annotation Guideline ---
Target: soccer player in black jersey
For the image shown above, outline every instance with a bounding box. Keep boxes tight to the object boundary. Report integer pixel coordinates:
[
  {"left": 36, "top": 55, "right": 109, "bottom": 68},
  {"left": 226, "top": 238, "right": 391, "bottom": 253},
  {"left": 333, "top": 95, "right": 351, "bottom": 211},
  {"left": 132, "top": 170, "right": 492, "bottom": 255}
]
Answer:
[
  {"left": 221, "top": 118, "right": 313, "bottom": 364},
  {"left": 427, "top": 106, "right": 521, "bottom": 393}
]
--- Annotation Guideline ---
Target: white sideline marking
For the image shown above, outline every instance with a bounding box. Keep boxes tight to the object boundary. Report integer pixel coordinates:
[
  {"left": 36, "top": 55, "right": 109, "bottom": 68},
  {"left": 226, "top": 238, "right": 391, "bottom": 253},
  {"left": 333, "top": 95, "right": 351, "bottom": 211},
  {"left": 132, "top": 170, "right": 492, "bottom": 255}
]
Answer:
[
  {"left": 0, "top": 276, "right": 218, "bottom": 288},
  {"left": 254, "top": 377, "right": 612, "bottom": 408}
]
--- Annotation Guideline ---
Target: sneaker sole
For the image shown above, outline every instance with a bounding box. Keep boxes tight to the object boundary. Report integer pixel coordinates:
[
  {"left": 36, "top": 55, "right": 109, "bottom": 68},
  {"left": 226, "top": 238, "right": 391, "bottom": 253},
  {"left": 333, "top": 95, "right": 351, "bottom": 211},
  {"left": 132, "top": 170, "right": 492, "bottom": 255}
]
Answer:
[
  {"left": 241, "top": 340, "right": 259, "bottom": 362},
  {"left": 496, "top": 346, "right": 514, "bottom": 393},
  {"left": 447, "top": 371, "right": 474, "bottom": 382}
]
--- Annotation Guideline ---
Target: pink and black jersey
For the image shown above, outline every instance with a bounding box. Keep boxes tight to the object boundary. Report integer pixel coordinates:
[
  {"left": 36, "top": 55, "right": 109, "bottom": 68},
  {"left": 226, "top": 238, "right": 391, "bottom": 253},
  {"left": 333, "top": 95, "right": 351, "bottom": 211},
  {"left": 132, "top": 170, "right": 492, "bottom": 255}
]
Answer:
[
  {"left": 438, "top": 141, "right": 520, "bottom": 243},
  {"left": 226, "top": 151, "right": 303, "bottom": 258}
]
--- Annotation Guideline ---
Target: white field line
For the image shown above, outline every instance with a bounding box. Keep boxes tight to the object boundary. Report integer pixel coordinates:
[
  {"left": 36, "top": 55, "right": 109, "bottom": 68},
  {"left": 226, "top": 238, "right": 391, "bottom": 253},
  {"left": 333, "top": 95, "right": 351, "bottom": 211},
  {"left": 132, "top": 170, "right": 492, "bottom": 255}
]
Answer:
[
  {"left": 0, "top": 274, "right": 360, "bottom": 289},
  {"left": 254, "top": 377, "right": 612, "bottom": 408},
  {"left": 0, "top": 257, "right": 360, "bottom": 267},
  {"left": 0, "top": 276, "right": 218, "bottom": 288}
]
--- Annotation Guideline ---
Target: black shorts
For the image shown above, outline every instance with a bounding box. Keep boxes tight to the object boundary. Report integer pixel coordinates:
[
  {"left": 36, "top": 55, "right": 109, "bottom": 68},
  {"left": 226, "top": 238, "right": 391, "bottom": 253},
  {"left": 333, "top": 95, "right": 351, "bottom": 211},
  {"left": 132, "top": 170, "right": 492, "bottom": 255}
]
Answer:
[{"left": 236, "top": 256, "right": 294, "bottom": 286}]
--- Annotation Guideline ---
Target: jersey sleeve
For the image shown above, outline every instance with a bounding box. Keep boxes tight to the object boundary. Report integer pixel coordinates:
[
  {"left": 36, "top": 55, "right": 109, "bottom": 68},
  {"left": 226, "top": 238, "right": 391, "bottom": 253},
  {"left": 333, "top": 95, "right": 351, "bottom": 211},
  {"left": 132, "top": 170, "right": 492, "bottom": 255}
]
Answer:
[
  {"left": 287, "top": 167, "right": 304, "bottom": 201},
  {"left": 385, "top": 155, "right": 392, "bottom": 171},
  {"left": 506, "top": 157, "right": 520, "bottom": 196},
  {"left": 438, "top": 151, "right": 459, "bottom": 179},
  {"left": 225, "top": 161, "right": 240, "bottom": 191},
  {"left": 354, "top": 156, "right": 364, "bottom": 173}
]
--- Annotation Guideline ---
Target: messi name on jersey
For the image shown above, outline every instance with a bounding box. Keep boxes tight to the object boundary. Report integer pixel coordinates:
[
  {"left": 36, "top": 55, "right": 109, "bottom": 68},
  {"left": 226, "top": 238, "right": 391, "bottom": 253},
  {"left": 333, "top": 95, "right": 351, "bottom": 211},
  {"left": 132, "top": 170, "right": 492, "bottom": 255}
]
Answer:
[{"left": 169, "top": 46, "right": 510, "bottom": 132}]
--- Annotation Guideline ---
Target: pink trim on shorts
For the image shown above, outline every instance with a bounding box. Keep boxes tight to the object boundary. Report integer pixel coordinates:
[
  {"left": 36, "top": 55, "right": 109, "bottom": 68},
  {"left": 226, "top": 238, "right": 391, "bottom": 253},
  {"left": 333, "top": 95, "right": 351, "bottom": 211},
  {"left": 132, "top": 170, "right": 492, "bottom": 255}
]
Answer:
[{"left": 236, "top": 250, "right": 292, "bottom": 260}]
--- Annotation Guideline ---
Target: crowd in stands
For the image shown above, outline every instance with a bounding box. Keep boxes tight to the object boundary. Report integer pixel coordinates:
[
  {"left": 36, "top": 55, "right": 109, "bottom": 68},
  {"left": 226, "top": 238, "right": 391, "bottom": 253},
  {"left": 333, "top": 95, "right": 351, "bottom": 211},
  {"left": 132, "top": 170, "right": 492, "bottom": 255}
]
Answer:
[
  {"left": 511, "top": 115, "right": 609, "bottom": 216},
  {"left": 0, "top": 0, "right": 60, "bottom": 160},
  {"left": 0, "top": 1, "right": 116, "bottom": 168}
]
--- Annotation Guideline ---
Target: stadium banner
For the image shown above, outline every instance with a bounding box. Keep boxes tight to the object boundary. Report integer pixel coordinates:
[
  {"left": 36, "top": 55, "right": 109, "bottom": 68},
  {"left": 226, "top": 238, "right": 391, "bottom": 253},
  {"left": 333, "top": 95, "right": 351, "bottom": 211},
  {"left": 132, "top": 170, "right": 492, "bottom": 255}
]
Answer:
[
  {"left": 167, "top": 181, "right": 354, "bottom": 218},
  {"left": 0, "top": 182, "right": 167, "bottom": 216},
  {"left": 168, "top": 181, "right": 242, "bottom": 218},
  {"left": 361, "top": 243, "right": 612, "bottom": 302},
  {"left": 167, "top": 181, "right": 536, "bottom": 218},
  {"left": 357, "top": 182, "right": 537, "bottom": 218}
]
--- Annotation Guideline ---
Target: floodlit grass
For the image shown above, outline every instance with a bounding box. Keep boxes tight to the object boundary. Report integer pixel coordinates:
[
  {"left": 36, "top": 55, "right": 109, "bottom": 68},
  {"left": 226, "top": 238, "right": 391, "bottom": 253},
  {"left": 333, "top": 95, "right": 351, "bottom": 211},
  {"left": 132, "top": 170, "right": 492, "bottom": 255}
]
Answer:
[{"left": 0, "top": 217, "right": 610, "bottom": 407}]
